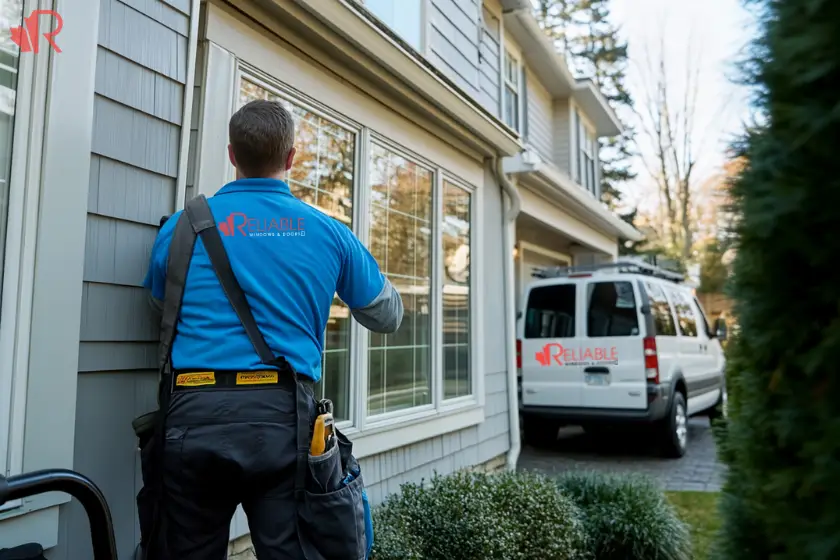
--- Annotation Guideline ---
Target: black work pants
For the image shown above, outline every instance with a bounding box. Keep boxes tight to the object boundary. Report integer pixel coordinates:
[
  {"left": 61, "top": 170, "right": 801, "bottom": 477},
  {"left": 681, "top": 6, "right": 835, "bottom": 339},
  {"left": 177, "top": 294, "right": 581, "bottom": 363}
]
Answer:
[{"left": 140, "top": 382, "right": 315, "bottom": 559}]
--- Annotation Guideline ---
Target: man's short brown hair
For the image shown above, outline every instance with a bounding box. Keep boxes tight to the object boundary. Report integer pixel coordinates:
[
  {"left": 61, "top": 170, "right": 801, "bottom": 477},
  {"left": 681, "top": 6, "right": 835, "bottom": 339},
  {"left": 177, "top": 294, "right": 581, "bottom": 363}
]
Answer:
[{"left": 229, "top": 99, "right": 295, "bottom": 178}]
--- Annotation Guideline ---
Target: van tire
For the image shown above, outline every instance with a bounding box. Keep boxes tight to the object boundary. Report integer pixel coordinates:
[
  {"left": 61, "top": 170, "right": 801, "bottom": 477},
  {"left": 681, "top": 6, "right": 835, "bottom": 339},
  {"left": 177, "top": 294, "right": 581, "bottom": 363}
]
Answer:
[
  {"left": 659, "top": 392, "right": 688, "bottom": 458},
  {"left": 522, "top": 419, "right": 559, "bottom": 448}
]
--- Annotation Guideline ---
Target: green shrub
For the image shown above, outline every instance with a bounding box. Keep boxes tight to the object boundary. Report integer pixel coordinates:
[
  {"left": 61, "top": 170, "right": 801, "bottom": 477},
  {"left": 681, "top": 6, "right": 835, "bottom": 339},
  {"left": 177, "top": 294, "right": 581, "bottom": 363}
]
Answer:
[
  {"left": 371, "top": 471, "right": 588, "bottom": 560},
  {"left": 487, "top": 471, "right": 589, "bottom": 560},
  {"left": 557, "top": 471, "right": 692, "bottom": 560}
]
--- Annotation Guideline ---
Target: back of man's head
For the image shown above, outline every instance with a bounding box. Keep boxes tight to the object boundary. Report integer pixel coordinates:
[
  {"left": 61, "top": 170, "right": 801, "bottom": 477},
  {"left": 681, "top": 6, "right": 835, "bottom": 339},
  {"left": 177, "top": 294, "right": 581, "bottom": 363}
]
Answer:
[{"left": 228, "top": 99, "right": 296, "bottom": 178}]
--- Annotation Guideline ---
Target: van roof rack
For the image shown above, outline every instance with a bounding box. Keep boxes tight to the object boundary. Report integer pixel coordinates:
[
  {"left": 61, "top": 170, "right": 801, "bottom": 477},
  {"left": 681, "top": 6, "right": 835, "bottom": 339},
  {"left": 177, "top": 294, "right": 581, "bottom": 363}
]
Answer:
[{"left": 532, "top": 259, "right": 685, "bottom": 283}]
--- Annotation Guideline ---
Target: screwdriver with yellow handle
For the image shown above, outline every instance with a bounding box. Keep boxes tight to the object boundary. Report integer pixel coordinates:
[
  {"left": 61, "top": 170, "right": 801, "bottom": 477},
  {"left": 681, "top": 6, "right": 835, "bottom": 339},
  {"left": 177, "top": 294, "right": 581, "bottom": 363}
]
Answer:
[{"left": 310, "top": 399, "right": 335, "bottom": 456}]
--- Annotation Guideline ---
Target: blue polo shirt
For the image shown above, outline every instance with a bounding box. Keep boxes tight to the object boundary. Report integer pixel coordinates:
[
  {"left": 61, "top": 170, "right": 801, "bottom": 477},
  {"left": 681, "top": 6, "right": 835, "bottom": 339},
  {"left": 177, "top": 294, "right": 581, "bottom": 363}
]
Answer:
[{"left": 143, "top": 178, "right": 385, "bottom": 381}]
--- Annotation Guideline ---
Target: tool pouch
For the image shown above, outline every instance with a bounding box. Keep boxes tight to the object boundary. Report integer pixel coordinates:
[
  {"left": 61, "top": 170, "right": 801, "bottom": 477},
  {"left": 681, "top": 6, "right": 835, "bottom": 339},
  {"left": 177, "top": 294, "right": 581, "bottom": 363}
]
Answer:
[{"left": 300, "top": 427, "right": 373, "bottom": 560}]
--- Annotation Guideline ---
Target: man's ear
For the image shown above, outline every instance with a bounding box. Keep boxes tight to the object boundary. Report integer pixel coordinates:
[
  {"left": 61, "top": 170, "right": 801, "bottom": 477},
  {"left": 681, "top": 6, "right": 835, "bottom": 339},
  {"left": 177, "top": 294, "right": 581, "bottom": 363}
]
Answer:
[
  {"left": 228, "top": 144, "right": 237, "bottom": 167},
  {"left": 285, "top": 147, "right": 297, "bottom": 171}
]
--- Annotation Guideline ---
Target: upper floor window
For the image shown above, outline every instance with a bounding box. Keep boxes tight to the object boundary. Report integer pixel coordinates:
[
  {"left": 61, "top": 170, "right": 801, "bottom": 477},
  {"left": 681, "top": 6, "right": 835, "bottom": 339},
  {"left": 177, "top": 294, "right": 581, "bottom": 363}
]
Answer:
[
  {"left": 574, "top": 108, "right": 597, "bottom": 195},
  {"left": 362, "top": 0, "right": 424, "bottom": 52},
  {"left": 503, "top": 49, "right": 521, "bottom": 132}
]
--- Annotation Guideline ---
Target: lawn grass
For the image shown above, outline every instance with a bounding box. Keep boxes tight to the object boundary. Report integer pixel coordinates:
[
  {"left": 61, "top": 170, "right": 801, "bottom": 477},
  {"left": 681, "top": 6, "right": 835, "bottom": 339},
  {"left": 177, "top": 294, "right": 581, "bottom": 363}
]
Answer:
[{"left": 666, "top": 491, "right": 721, "bottom": 559}]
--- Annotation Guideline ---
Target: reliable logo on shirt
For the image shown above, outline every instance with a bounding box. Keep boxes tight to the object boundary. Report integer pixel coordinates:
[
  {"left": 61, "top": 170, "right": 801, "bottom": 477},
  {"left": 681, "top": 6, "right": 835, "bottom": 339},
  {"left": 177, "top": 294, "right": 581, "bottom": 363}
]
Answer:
[{"left": 219, "top": 212, "right": 306, "bottom": 238}]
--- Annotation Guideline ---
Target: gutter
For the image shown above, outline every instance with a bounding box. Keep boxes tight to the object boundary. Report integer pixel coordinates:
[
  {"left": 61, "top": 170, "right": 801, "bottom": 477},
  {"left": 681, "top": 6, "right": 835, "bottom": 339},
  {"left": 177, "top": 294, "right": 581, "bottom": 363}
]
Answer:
[{"left": 491, "top": 157, "right": 522, "bottom": 472}]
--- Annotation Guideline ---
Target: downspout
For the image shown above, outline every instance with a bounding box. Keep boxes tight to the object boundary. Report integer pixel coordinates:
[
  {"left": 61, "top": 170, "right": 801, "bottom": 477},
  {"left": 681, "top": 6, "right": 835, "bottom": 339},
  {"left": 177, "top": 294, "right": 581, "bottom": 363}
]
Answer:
[{"left": 491, "top": 156, "right": 522, "bottom": 472}]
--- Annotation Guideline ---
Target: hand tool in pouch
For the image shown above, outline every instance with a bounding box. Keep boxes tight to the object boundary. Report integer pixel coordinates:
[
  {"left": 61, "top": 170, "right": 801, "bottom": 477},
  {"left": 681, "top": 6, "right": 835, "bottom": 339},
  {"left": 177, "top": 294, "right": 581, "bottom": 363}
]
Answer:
[{"left": 310, "top": 399, "right": 335, "bottom": 456}]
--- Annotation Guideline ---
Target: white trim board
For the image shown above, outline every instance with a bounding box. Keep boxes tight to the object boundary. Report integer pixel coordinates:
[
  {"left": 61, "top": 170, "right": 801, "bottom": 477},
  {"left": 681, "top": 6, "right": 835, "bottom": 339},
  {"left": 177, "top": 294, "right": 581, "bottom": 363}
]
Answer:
[{"left": 0, "top": 0, "right": 102, "bottom": 543}]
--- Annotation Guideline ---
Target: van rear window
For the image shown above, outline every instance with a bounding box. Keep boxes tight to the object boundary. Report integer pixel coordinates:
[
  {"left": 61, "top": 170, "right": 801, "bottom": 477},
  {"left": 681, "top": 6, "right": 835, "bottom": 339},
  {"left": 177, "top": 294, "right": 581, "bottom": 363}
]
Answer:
[
  {"left": 587, "top": 281, "right": 640, "bottom": 337},
  {"left": 524, "top": 285, "right": 576, "bottom": 339}
]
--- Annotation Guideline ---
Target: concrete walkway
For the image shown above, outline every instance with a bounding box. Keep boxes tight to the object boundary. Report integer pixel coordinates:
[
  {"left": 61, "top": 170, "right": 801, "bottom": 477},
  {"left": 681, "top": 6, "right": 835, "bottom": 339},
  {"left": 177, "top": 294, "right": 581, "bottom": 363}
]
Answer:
[{"left": 518, "top": 417, "right": 726, "bottom": 492}]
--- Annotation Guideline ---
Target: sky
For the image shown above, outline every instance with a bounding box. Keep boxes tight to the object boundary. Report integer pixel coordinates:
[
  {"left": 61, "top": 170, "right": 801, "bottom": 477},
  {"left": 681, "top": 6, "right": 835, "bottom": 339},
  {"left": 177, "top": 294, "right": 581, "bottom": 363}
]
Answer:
[{"left": 607, "top": 0, "right": 757, "bottom": 210}]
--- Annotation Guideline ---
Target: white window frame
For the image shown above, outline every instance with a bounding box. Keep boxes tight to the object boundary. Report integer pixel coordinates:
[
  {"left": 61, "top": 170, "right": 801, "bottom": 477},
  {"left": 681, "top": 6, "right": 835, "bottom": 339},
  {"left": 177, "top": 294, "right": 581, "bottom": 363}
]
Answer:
[
  {"left": 502, "top": 46, "right": 522, "bottom": 133},
  {"left": 196, "top": 53, "right": 485, "bottom": 464},
  {"left": 234, "top": 66, "right": 365, "bottom": 429},
  {"left": 0, "top": 0, "right": 53, "bottom": 501},
  {"left": 572, "top": 105, "right": 597, "bottom": 195}
]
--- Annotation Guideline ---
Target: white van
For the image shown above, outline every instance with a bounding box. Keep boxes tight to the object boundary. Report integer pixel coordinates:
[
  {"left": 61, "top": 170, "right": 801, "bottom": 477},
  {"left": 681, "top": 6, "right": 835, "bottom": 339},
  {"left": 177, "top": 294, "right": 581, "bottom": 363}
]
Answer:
[{"left": 516, "top": 260, "right": 726, "bottom": 458}]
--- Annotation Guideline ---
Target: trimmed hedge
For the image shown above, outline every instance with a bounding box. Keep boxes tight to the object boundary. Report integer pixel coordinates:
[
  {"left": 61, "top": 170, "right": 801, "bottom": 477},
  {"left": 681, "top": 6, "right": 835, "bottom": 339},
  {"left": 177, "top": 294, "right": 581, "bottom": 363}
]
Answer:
[
  {"left": 371, "top": 471, "right": 587, "bottom": 560},
  {"left": 557, "top": 472, "right": 692, "bottom": 560},
  {"left": 371, "top": 470, "right": 690, "bottom": 560}
]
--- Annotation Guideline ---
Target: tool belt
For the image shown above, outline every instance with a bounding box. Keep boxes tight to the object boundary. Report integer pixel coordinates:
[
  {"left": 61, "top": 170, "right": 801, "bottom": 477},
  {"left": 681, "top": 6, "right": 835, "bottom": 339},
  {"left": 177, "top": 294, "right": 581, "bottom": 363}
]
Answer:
[{"left": 134, "top": 195, "right": 372, "bottom": 560}]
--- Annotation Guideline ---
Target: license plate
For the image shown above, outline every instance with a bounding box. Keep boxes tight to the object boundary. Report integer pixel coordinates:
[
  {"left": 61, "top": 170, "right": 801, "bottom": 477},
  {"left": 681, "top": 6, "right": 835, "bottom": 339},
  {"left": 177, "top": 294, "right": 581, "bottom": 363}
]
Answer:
[{"left": 585, "top": 374, "right": 611, "bottom": 386}]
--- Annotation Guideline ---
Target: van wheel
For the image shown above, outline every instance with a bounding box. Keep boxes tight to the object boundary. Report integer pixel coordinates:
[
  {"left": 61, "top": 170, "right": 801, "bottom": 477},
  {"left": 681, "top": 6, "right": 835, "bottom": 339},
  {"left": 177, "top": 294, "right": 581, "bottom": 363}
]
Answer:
[
  {"left": 659, "top": 392, "right": 688, "bottom": 458},
  {"left": 523, "top": 418, "right": 559, "bottom": 448}
]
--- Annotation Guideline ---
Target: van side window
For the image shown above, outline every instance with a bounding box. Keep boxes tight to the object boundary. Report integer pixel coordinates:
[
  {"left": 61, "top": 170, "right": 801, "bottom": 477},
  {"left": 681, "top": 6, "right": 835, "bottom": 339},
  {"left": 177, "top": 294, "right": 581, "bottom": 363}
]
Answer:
[
  {"left": 645, "top": 282, "right": 677, "bottom": 336},
  {"left": 669, "top": 289, "right": 698, "bottom": 337},
  {"left": 692, "top": 296, "right": 713, "bottom": 336},
  {"left": 524, "top": 285, "right": 576, "bottom": 338},
  {"left": 587, "top": 281, "right": 640, "bottom": 337}
]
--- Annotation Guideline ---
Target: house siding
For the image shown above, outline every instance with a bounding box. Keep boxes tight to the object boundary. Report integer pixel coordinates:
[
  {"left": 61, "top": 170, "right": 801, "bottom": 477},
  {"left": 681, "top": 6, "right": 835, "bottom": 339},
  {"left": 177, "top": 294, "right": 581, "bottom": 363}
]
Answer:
[
  {"left": 50, "top": 0, "right": 195, "bottom": 558},
  {"left": 428, "top": 0, "right": 501, "bottom": 117},
  {"left": 525, "top": 67, "right": 553, "bottom": 162},
  {"left": 478, "top": 6, "right": 501, "bottom": 118},
  {"left": 553, "top": 97, "right": 572, "bottom": 174}
]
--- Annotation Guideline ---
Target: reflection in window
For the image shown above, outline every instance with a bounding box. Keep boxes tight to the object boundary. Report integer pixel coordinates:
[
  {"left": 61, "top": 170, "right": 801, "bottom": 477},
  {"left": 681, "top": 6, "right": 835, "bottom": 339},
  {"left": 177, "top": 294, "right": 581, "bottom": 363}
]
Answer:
[
  {"left": 669, "top": 289, "right": 698, "bottom": 337},
  {"left": 645, "top": 282, "right": 677, "bottom": 336},
  {"left": 367, "top": 143, "right": 433, "bottom": 416},
  {"left": 239, "top": 79, "right": 355, "bottom": 420},
  {"left": 1, "top": 4, "right": 23, "bottom": 308},
  {"left": 442, "top": 181, "right": 471, "bottom": 400}
]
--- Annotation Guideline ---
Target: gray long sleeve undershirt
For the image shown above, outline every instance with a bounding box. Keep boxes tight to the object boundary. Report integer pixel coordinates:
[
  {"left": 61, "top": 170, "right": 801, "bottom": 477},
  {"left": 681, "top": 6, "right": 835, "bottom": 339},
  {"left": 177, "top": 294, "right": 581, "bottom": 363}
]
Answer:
[{"left": 350, "top": 277, "right": 404, "bottom": 334}]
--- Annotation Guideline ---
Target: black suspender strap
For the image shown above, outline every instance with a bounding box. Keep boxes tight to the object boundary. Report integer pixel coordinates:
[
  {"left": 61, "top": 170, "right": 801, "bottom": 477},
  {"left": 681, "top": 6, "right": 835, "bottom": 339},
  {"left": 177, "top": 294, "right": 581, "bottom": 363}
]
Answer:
[
  {"left": 157, "top": 212, "right": 198, "bottom": 371},
  {"left": 183, "top": 195, "right": 312, "bottom": 504}
]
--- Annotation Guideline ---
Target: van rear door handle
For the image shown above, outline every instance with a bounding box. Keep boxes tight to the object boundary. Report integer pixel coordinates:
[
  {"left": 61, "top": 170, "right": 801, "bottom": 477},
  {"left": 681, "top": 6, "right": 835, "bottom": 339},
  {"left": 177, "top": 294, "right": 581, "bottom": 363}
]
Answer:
[{"left": 584, "top": 366, "right": 610, "bottom": 374}]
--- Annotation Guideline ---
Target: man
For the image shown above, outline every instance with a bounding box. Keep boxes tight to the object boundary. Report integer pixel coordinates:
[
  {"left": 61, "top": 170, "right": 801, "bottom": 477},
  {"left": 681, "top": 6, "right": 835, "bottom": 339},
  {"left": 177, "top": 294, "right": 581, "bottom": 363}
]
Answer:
[{"left": 142, "top": 99, "right": 403, "bottom": 558}]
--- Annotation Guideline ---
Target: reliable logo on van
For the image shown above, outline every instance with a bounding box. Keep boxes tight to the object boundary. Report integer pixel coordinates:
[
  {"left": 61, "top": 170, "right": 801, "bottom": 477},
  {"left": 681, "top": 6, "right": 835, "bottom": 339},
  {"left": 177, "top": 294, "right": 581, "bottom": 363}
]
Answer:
[
  {"left": 536, "top": 343, "right": 618, "bottom": 367},
  {"left": 218, "top": 212, "right": 306, "bottom": 238}
]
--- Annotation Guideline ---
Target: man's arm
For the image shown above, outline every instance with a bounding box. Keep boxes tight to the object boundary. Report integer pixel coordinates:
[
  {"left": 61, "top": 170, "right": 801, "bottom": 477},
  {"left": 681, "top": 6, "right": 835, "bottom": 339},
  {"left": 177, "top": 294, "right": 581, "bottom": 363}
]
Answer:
[
  {"left": 336, "top": 229, "right": 403, "bottom": 334},
  {"left": 143, "top": 212, "right": 179, "bottom": 314}
]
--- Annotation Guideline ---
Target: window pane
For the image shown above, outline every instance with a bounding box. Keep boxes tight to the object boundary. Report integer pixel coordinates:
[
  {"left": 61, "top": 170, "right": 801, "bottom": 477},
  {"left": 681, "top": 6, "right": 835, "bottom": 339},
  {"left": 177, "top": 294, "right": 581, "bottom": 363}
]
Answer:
[
  {"left": 504, "top": 87, "right": 519, "bottom": 130},
  {"left": 364, "top": 0, "right": 422, "bottom": 51},
  {"left": 525, "top": 285, "right": 576, "bottom": 338},
  {"left": 587, "top": 281, "right": 640, "bottom": 337},
  {"left": 239, "top": 79, "right": 355, "bottom": 420},
  {"left": 367, "top": 144, "right": 433, "bottom": 415},
  {"left": 442, "top": 181, "right": 471, "bottom": 400},
  {"left": 669, "top": 289, "right": 698, "bottom": 337},
  {"left": 645, "top": 282, "right": 677, "bottom": 336},
  {"left": 0, "top": 4, "right": 24, "bottom": 310}
]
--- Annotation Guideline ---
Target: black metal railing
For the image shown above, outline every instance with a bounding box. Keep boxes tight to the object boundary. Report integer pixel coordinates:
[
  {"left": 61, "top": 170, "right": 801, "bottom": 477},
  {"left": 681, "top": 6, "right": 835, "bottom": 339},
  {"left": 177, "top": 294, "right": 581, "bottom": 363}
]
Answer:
[{"left": 0, "top": 469, "right": 118, "bottom": 560}]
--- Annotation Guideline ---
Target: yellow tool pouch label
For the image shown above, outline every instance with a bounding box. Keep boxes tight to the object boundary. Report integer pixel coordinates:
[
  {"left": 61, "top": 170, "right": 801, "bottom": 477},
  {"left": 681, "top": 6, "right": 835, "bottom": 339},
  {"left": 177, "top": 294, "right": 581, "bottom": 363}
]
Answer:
[
  {"left": 175, "top": 372, "right": 216, "bottom": 387},
  {"left": 236, "top": 371, "right": 279, "bottom": 385}
]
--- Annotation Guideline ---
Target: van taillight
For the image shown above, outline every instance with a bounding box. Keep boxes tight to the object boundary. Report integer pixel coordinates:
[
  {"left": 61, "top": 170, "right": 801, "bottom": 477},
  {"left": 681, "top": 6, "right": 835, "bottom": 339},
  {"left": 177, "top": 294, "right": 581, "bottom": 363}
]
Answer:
[
  {"left": 516, "top": 339, "right": 522, "bottom": 369},
  {"left": 643, "top": 336, "right": 659, "bottom": 384}
]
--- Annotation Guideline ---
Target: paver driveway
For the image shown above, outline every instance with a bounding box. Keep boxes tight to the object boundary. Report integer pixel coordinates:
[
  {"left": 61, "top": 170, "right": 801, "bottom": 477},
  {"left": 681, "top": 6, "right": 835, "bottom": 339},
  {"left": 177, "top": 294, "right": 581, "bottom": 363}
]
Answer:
[{"left": 518, "top": 416, "right": 726, "bottom": 492}]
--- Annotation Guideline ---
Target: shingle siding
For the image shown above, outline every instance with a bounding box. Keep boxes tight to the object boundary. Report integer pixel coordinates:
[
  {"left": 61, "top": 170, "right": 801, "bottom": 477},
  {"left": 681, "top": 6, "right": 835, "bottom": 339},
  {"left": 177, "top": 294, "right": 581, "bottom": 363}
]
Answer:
[
  {"left": 428, "top": 0, "right": 502, "bottom": 117},
  {"left": 52, "top": 1, "right": 195, "bottom": 558},
  {"left": 553, "top": 97, "right": 572, "bottom": 174},
  {"left": 525, "top": 67, "right": 554, "bottom": 161}
]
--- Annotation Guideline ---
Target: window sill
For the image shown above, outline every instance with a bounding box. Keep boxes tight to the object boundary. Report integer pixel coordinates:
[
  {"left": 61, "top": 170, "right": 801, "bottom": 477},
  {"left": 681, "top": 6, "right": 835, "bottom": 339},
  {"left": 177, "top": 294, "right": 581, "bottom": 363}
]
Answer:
[{"left": 345, "top": 402, "right": 485, "bottom": 459}]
